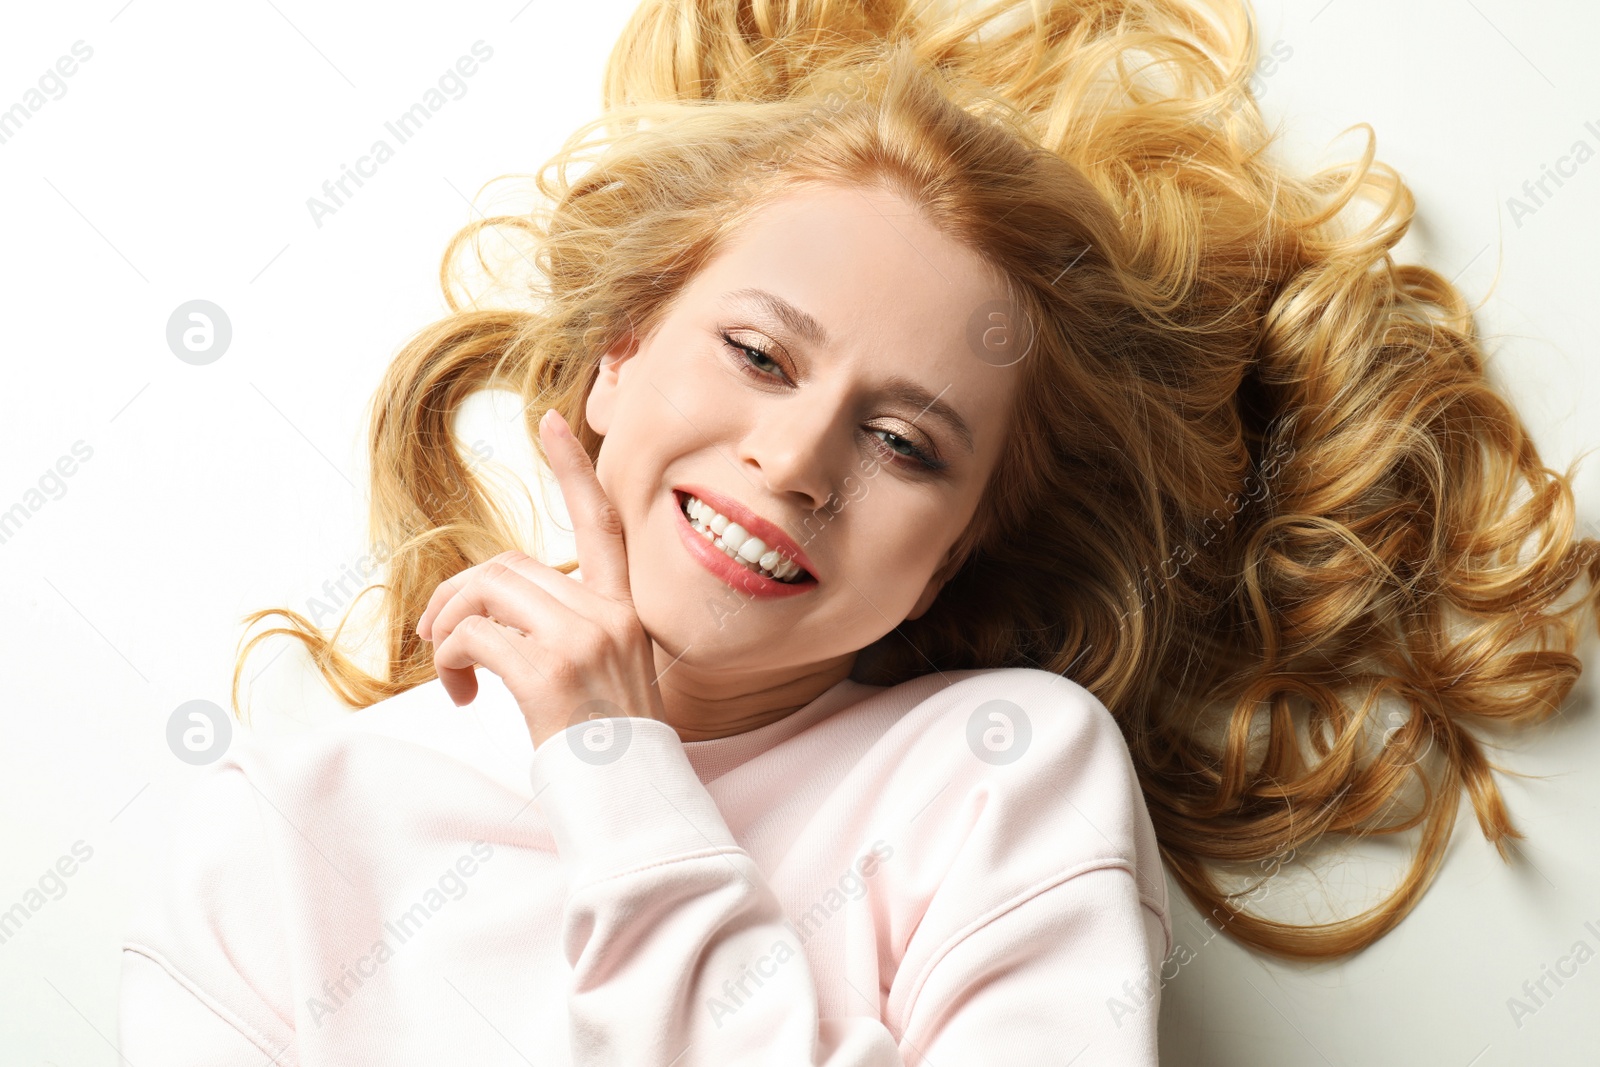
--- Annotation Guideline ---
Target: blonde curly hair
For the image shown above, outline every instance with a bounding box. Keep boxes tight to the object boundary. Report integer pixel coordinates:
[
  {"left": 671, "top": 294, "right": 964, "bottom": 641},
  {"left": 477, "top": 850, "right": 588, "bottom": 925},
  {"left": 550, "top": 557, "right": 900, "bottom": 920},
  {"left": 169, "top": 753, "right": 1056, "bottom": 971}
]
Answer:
[{"left": 233, "top": 0, "right": 1600, "bottom": 961}]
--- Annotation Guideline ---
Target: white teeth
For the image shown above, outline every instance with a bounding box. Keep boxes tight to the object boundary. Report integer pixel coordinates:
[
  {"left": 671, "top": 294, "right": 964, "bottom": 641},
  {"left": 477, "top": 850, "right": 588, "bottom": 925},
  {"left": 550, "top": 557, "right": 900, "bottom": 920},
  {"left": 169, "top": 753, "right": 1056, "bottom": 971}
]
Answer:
[
  {"left": 721, "top": 522, "right": 752, "bottom": 554},
  {"left": 682, "top": 494, "right": 805, "bottom": 582},
  {"left": 737, "top": 536, "right": 768, "bottom": 565}
]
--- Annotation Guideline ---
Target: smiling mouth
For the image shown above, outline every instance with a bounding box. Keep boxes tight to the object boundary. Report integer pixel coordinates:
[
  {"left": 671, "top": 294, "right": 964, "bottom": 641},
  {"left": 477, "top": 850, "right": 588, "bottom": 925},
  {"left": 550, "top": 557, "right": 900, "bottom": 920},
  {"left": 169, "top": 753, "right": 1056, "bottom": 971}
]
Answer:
[{"left": 674, "top": 490, "right": 817, "bottom": 585}]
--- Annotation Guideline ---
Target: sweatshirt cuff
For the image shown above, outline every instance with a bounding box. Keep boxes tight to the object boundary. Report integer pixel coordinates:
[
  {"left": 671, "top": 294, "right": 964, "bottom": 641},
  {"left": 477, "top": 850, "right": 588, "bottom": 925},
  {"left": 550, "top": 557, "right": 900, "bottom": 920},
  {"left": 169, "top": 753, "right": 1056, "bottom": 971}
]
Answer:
[{"left": 529, "top": 715, "right": 739, "bottom": 888}]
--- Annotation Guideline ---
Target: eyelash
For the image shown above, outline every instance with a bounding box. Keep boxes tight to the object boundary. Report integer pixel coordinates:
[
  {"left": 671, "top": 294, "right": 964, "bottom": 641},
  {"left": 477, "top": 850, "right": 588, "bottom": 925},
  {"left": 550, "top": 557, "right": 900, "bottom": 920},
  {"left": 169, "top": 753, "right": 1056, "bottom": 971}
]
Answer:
[{"left": 719, "top": 332, "right": 950, "bottom": 473}]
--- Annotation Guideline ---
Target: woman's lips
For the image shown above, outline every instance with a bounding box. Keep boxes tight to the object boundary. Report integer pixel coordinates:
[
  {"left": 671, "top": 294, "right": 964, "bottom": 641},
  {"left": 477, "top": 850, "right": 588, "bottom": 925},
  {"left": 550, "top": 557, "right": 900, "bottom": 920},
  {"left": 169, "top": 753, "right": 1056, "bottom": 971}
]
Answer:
[
  {"left": 672, "top": 490, "right": 818, "bottom": 598},
  {"left": 672, "top": 484, "right": 820, "bottom": 582}
]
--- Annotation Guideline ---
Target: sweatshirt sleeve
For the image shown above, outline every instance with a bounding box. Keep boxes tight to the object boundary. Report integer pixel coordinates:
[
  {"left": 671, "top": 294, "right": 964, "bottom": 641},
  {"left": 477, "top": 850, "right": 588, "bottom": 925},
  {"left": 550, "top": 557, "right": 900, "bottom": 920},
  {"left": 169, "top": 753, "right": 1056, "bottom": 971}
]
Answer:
[
  {"left": 118, "top": 761, "right": 301, "bottom": 1066},
  {"left": 529, "top": 715, "right": 1165, "bottom": 1066},
  {"left": 119, "top": 949, "right": 284, "bottom": 1065}
]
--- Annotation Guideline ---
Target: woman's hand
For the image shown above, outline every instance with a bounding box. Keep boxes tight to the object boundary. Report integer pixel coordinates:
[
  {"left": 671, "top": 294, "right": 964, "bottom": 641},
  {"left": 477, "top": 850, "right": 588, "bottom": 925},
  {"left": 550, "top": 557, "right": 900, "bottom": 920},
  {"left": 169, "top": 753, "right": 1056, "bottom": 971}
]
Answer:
[{"left": 414, "top": 408, "right": 668, "bottom": 749}]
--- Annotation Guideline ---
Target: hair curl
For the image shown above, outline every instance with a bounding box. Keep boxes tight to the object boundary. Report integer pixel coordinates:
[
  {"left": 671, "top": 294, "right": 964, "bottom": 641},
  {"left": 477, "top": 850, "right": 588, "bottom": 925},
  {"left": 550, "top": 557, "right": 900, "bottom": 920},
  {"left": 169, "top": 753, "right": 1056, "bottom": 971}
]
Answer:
[{"left": 233, "top": 0, "right": 1600, "bottom": 961}]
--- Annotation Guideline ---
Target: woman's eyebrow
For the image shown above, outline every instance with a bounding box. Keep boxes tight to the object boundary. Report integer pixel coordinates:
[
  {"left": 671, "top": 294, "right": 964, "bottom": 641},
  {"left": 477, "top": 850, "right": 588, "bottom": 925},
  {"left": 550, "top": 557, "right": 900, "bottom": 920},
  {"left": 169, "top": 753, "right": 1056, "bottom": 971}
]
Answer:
[
  {"left": 719, "top": 287, "right": 977, "bottom": 455},
  {"left": 721, "top": 287, "right": 831, "bottom": 347}
]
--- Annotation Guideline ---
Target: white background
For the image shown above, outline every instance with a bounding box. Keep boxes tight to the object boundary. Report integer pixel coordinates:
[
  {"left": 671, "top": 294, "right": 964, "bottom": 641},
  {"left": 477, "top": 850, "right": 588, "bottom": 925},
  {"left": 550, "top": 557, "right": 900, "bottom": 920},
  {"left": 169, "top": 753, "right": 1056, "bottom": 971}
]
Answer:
[{"left": 1, "top": 1, "right": 1597, "bottom": 1064}]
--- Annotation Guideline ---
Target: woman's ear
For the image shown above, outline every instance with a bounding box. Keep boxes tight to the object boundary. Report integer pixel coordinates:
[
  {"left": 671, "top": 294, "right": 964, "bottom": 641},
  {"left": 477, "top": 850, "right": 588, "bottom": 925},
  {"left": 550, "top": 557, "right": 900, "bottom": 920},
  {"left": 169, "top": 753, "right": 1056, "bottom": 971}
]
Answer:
[{"left": 583, "top": 330, "right": 640, "bottom": 437}]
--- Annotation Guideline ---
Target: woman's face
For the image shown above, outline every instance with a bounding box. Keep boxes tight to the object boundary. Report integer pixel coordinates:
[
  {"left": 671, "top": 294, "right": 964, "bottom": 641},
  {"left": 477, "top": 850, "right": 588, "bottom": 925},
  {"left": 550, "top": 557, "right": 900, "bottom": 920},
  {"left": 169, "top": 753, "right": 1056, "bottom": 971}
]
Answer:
[{"left": 585, "top": 180, "right": 1021, "bottom": 684}]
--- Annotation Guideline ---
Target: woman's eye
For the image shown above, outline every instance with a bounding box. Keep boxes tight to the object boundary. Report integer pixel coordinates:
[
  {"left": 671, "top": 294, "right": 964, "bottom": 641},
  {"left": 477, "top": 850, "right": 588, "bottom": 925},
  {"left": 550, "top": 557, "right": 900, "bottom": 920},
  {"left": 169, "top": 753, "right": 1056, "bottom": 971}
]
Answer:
[
  {"left": 873, "top": 430, "right": 918, "bottom": 459},
  {"left": 721, "top": 332, "right": 791, "bottom": 384},
  {"left": 867, "top": 429, "right": 948, "bottom": 472},
  {"left": 737, "top": 340, "right": 784, "bottom": 377},
  {"left": 720, "top": 334, "right": 783, "bottom": 376}
]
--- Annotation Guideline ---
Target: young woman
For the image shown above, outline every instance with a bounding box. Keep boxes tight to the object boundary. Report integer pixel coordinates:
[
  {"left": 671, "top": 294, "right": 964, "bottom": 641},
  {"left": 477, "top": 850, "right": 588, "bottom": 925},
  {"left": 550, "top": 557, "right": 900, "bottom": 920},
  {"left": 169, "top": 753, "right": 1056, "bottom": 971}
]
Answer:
[{"left": 118, "top": 0, "right": 1600, "bottom": 1063}]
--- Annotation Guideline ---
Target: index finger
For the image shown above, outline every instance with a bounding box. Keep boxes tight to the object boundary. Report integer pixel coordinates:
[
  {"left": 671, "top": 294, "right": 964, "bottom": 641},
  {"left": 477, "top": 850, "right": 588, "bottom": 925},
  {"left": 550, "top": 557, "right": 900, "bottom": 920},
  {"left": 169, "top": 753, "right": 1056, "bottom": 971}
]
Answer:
[{"left": 540, "top": 407, "right": 632, "bottom": 605}]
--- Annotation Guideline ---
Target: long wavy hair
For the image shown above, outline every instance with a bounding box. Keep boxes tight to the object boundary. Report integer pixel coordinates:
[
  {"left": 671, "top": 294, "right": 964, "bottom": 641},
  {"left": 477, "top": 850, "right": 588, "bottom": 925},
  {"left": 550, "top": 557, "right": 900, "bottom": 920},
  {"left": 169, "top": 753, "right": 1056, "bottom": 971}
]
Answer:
[{"left": 232, "top": 0, "right": 1600, "bottom": 961}]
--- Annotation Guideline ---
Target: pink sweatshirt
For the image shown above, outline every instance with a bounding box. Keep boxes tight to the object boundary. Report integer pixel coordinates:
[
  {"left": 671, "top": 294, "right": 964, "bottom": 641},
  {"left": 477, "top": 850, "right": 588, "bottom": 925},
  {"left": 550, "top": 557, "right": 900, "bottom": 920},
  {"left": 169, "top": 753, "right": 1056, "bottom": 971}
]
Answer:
[{"left": 119, "top": 665, "right": 1172, "bottom": 1065}]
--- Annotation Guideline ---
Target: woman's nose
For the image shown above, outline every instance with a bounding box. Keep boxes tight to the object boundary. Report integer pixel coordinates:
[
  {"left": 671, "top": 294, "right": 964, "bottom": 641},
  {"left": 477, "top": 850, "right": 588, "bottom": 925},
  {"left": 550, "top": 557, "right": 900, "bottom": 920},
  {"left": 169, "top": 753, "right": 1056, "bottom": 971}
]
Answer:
[{"left": 734, "top": 401, "right": 842, "bottom": 511}]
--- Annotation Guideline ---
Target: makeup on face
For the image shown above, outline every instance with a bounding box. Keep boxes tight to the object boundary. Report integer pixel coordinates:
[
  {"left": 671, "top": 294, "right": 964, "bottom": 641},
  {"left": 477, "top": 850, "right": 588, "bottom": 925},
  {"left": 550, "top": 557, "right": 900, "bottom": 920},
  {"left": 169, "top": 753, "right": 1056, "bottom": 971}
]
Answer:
[{"left": 671, "top": 486, "right": 820, "bottom": 599}]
